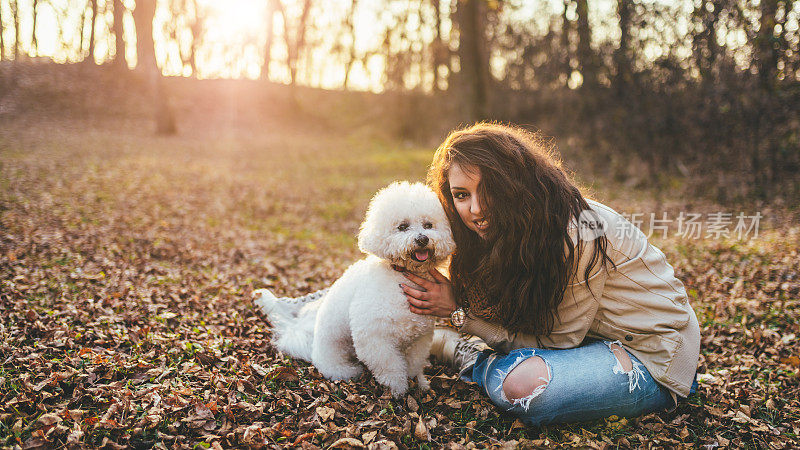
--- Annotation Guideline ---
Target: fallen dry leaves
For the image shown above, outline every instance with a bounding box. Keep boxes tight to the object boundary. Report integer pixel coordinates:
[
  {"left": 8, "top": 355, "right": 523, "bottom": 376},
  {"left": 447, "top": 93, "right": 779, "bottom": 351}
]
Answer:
[{"left": 1, "top": 74, "right": 799, "bottom": 448}]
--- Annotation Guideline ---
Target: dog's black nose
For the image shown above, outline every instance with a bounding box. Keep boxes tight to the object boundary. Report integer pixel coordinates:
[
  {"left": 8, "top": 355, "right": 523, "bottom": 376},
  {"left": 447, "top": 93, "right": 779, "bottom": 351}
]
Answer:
[{"left": 414, "top": 234, "right": 429, "bottom": 247}]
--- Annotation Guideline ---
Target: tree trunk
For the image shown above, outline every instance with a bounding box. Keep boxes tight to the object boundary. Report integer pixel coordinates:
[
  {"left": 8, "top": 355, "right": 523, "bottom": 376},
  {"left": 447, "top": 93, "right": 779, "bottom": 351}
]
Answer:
[
  {"left": 342, "top": 0, "right": 358, "bottom": 89},
  {"left": 561, "top": 0, "right": 571, "bottom": 87},
  {"left": 133, "top": 0, "right": 176, "bottom": 134},
  {"left": 414, "top": 0, "right": 425, "bottom": 90},
  {"left": 692, "top": 0, "right": 721, "bottom": 82},
  {"left": 261, "top": 0, "right": 277, "bottom": 80},
  {"left": 292, "top": 0, "right": 312, "bottom": 85},
  {"left": 187, "top": 0, "right": 201, "bottom": 76},
  {"left": 278, "top": 0, "right": 312, "bottom": 86},
  {"left": 757, "top": 0, "right": 778, "bottom": 87},
  {"left": 277, "top": 1, "right": 291, "bottom": 82},
  {"left": 575, "top": 0, "right": 596, "bottom": 88},
  {"left": 12, "top": 0, "right": 19, "bottom": 60},
  {"left": 113, "top": 0, "right": 127, "bottom": 69},
  {"left": 775, "top": 0, "right": 793, "bottom": 81},
  {"left": 86, "top": 0, "right": 98, "bottom": 63},
  {"left": 31, "top": 0, "right": 39, "bottom": 56},
  {"left": 757, "top": 0, "right": 780, "bottom": 191},
  {"left": 153, "top": 77, "right": 177, "bottom": 135},
  {"left": 133, "top": 0, "right": 157, "bottom": 72},
  {"left": 456, "top": 0, "right": 490, "bottom": 121},
  {"left": 431, "top": 0, "right": 443, "bottom": 91},
  {"left": 382, "top": 27, "right": 394, "bottom": 88},
  {"left": 0, "top": 0, "right": 5, "bottom": 61},
  {"left": 614, "top": 0, "right": 632, "bottom": 95},
  {"left": 79, "top": 3, "right": 86, "bottom": 58}
]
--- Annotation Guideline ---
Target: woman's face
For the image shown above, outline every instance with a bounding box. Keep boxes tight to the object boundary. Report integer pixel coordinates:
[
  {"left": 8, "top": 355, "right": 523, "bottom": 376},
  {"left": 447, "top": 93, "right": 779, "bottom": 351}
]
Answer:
[{"left": 448, "top": 164, "right": 488, "bottom": 238}]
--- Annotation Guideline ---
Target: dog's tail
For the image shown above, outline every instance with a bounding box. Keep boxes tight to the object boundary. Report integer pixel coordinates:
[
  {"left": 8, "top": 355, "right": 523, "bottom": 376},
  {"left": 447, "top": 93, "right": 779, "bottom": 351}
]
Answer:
[
  {"left": 253, "top": 288, "right": 321, "bottom": 362},
  {"left": 254, "top": 288, "right": 299, "bottom": 327}
]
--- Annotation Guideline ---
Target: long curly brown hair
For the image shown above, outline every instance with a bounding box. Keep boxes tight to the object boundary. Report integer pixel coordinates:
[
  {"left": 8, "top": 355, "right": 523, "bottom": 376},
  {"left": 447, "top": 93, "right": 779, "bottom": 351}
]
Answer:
[{"left": 427, "top": 123, "right": 615, "bottom": 336}]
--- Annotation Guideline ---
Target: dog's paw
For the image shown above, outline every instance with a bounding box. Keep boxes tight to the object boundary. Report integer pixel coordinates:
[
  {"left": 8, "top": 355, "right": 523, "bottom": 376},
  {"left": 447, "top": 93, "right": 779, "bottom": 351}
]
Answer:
[
  {"left": 386, "top": 379, "right": 409, "bottom": 398},
  {"left": 317, "top": 361, "right": 363, "bottom": 381},
  {"left": 331, "top": 365, "right": 364, "bottom": 381},
  {"left": 416, "top": 374, "right": 430, "bottom": 392},
  {"left": 391, "top": 387, "right": 408, "bottom": 399}
]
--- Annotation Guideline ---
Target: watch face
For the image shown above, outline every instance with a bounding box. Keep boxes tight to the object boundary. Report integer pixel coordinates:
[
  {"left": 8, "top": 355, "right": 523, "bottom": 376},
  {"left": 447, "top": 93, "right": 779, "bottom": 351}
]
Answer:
[{"left": 451, "top": 308, "right": 466, "bottom": 326}]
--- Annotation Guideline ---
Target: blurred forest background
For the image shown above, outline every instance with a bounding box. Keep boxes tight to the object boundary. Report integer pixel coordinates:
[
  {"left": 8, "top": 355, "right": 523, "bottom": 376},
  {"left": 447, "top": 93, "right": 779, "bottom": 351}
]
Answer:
[{"left": 1, "top": 0, "right": 799, "bottom": 202}]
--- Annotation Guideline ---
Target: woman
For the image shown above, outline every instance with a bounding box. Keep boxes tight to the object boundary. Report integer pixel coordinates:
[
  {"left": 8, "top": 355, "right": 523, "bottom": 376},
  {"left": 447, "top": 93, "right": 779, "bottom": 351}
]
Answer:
[{"left": 399, "top": 123, "right": 700, "bottom": 426}]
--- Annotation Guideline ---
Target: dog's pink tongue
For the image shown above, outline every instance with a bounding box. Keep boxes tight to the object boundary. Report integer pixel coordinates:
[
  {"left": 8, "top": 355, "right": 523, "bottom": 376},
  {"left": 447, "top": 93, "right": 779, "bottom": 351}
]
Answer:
[{"left": 415, "top": 250, "right": 430, "bottom": 262}]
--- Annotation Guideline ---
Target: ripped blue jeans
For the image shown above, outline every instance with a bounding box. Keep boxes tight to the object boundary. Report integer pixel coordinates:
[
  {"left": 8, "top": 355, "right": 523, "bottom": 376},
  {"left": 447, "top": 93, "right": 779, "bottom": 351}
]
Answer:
[{"left": 463, "top": 340, "right": 690, "bottom": 426}]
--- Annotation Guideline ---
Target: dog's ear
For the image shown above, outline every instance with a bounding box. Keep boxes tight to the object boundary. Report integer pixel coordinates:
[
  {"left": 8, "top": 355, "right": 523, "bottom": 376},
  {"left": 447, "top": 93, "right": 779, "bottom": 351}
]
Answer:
[
  {"left": 358, "top": 182, "right": 406, "bottom": 257},
  {"left": 357, "top": 188, "right": 384, "bottom": 256},
  {"left": 357, "top": 220, "right": 379, "bottom": 255},
  {"left": 435, "top": 223, "right": 457, "bottom": 258}
]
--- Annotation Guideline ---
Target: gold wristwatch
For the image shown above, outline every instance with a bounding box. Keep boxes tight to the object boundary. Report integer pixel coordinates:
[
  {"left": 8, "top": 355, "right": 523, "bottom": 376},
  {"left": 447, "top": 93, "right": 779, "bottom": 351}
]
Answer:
[{"left": 450, "top": 307, "right": 467, "bottom": 328}]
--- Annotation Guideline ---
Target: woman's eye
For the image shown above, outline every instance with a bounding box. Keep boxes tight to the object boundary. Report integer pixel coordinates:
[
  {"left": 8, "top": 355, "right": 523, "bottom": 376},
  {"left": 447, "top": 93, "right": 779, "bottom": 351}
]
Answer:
[
  {"left": 423, "top": 222, "right": 433, "bottom": 229},
  {"left": 397, "top": 223, "right": 409, "bottom": 231},
  {"left": 453, "top": 192, "right": 467, "bottom": 200}
]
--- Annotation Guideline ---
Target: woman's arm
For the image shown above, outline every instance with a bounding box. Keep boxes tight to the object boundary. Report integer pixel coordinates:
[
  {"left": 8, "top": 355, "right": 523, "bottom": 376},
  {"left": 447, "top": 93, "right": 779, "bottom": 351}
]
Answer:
[
  {"left": 458, "top": 314, "right": 536, "bottom": 353},
  {"left": 401, "top": 267, "right": 604, "bottom": 352},
  {"left": 459, "top": 291, "right": 602, "bottom": 353},
  {"left": 400, "top": 272, "right": 529, "bottom": 351}
]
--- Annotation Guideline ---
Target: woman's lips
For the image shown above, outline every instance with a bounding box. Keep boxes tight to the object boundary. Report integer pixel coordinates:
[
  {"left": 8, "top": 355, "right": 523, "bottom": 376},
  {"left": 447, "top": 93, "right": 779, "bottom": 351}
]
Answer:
[{"left": 474, "top": 219, "right": 488, "bottom": 231}]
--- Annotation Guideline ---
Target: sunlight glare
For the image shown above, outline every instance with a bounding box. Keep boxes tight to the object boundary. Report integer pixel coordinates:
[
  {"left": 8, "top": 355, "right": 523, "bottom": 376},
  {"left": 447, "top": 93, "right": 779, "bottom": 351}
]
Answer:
[
  {"left": 191, "top": 0, "right": 268, "bottom": 78},
  {"left": 202, "top": 0, "right": 266, "bottom": 38}
]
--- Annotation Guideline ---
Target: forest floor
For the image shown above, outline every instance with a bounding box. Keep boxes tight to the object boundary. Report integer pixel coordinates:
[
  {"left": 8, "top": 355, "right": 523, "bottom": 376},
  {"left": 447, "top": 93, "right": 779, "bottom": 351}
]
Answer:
[{"left": 1, "top": 66, "right": 799, "bottom": 448}]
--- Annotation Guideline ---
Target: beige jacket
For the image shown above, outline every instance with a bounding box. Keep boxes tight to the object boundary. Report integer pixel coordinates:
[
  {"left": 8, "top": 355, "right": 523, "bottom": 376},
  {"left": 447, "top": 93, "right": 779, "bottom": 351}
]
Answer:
[{"left": 459, "top": 200, "right": 700, "bottom": 398}]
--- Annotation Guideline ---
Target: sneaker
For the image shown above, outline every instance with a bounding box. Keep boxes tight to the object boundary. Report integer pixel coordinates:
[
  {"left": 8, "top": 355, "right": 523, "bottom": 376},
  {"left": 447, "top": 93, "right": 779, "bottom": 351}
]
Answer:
[{"left": 430, "top": 327, "right": 488, "bottom": 372}]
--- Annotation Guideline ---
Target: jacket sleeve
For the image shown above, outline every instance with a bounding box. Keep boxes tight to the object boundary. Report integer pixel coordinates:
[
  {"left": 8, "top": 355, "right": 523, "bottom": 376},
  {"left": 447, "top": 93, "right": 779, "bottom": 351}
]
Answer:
[
  {"left": 458, "top": 314, "right": 522, "bottom": 353},
  {"left": 459, "top": 278, "right": 604, "bottom": 353},
  {"left": 457, "top": 223, "right": 611, "bottom": 352},
  {"left": 459, "top": 234, "right": 608, "bottom": 353},
  {"left": 459, "top": 226, "right": 608, "bottom": 353}
]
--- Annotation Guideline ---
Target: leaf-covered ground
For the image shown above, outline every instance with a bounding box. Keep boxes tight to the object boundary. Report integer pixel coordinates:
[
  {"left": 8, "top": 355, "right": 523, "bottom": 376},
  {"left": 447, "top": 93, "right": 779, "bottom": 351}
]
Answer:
[{"left": 1, "top": 92, "right": 799, "bottom": 449}]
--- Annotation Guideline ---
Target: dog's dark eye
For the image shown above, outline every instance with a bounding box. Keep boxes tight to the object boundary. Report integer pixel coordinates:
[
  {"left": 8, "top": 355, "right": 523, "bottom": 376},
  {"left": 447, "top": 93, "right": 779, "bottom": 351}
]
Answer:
[
  {"left": 397, "top": 222, "right": 409, "bottom": 231},
  {"left": 423, "top": 222, "right": 433, "bottom": 229}
]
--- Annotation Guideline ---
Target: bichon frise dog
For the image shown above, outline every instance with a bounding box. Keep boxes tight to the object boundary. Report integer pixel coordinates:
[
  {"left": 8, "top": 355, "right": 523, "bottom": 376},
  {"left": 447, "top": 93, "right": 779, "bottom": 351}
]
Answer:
[{"left": 253, "top": 181, "right": 455, "bottom": 397}]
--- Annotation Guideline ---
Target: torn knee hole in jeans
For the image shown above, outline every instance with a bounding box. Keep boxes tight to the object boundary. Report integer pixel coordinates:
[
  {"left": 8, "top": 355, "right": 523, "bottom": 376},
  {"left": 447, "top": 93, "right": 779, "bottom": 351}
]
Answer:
[
  {"left": 498, "top": 353, "right": 551, "bottom": 410},
  {"left": 605, "top": 340, "right": 645, "bottom": 393}
]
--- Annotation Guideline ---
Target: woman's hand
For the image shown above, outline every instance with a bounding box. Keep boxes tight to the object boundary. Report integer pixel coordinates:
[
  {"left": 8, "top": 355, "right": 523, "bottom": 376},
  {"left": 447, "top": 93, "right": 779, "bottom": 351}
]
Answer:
[{"left": 400, "top": 269, "right": 458, "bottom": 318}]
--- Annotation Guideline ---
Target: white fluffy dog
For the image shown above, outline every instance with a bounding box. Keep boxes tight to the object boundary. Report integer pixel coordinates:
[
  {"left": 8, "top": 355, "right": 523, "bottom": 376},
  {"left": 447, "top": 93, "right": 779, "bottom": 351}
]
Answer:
[{"left": 254, "top": 181, "right": 455, "bottom": 397}]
